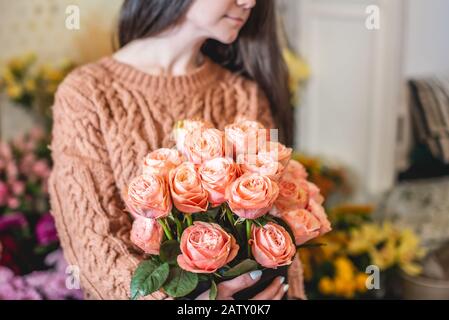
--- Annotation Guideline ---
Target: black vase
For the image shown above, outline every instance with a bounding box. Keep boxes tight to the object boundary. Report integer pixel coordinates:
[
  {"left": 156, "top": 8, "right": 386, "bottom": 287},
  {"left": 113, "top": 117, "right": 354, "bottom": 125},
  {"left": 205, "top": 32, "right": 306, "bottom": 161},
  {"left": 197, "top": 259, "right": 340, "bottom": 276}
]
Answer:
[{"left": 183, "top": 266, "right": 289, "bottom": 300}]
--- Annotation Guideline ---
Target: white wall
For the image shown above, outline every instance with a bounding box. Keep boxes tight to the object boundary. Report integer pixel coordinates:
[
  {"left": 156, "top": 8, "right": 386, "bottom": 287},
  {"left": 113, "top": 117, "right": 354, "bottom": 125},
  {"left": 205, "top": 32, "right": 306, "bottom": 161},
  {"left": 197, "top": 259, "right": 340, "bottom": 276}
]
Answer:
[
  {"left": 293, "top": 0, "right": 405, "bottom": 200},
  {"left": 403, "top": 0, "right": 449, "bottom": 77}
]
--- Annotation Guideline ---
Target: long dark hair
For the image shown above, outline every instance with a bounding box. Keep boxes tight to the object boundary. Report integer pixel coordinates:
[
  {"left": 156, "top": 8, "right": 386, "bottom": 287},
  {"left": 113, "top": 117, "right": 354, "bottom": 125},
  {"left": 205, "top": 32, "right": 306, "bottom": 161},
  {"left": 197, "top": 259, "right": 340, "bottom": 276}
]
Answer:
[{"left": 117, "top": 0, "right": 293, "bottom": 146}]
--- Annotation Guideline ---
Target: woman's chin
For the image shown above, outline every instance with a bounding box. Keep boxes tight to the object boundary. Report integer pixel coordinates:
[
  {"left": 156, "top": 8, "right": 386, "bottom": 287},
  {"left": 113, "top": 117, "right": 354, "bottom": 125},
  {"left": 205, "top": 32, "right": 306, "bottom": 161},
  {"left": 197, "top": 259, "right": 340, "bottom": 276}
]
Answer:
[{"left": 214, "top": 30, "right": 240, "bottom": 45}]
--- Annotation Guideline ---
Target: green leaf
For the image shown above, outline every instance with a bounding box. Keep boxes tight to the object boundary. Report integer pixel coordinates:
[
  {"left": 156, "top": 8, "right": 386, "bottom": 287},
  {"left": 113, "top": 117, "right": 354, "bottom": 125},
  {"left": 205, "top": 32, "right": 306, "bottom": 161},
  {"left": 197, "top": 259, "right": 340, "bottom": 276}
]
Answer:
[
  {"left": 159, "top": 240, "right": 181, "bottom": 265},
  {"left": 222, "top": 259, "right": 258, "bottom": 278},
  {"left": 209, "top": 280, "right": 218, "bottom": 300},
  {"left": 130, "top": 260, "right": 170, "bottom": 300},
  {"left": 162, "top": 267, "right": 198, "bottom": 298},
  {"left": 198, "top": 274, "right": 211, "bottom": 282}
]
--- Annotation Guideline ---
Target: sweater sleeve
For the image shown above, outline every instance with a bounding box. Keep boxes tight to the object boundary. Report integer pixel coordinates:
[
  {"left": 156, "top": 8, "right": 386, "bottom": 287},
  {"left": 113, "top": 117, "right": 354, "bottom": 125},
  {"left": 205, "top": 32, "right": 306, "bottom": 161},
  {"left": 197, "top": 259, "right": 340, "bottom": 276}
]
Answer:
[{"left": 47, "top": 80, "right": 166, "bottom": 300}]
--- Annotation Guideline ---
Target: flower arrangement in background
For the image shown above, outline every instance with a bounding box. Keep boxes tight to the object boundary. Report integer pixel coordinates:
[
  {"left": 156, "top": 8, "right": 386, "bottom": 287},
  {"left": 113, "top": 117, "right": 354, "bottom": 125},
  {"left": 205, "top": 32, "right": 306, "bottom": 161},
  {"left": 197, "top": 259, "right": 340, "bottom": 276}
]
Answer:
[
  {"left": 292, "top": 153, "right": 352, "bottom": 201},
  {"left": 0, "top": 249, "right": 83, "bottom": 300},
  {"left": 0, "top": 53, "right": 75, "bottom": 132},
  {"left": 0, "top": 127, "right": 55, "bottom": 274},
  {"left": 0, "top": 127, "right": 84, "bottom": 300},
  {"left": 299, "top": 204, "right": 426, "bottom": 299}
]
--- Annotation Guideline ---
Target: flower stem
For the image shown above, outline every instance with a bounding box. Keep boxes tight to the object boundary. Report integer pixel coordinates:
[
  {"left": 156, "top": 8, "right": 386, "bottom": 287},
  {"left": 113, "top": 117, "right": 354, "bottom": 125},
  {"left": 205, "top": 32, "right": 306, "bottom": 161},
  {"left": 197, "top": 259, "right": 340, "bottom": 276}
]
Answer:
[
  {"left": 158, "top": 219, "right": 173, "bottom": 241},
  {"left": 226, "top": 206, "right": 242, "bottom": 242},
  {"left": 173, "top": 217, "right": 183, "bottom": 242},
  {"left": 246, "top": 219, "right": 252, "bottom": 258},
  {"left": 186, "top": 214, "right": 193, "bottom": 227}
]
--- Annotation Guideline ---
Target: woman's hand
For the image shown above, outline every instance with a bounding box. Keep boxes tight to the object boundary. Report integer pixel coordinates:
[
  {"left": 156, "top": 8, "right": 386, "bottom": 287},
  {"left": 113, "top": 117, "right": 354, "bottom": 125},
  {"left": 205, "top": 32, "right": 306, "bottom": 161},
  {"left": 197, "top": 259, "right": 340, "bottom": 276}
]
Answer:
[{"left": 195, "top": 270, "right": 289, "bottom": 300}]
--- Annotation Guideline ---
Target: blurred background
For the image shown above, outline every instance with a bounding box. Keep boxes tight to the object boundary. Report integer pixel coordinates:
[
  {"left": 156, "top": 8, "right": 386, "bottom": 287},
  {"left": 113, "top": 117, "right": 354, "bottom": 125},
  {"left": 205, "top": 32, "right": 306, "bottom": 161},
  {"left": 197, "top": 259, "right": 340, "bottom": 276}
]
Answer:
[{"left": 0, "top": 0, "right": 448, "bottom": 299}]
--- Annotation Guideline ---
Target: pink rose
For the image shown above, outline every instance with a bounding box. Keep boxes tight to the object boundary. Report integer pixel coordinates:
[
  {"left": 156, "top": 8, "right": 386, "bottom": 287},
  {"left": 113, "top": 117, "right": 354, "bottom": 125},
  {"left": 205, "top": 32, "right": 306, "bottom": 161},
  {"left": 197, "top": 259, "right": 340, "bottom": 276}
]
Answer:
[
  {"left": 142, "top": 148, "right": 184, "bottom": 178},
  {"left": 225, "top": 120, "right": 269, "bottom": 160},
  {"left": 284, "top": 159, "right": 309, "bottom": 180},
  {"left": 198, "top": 158, "right": 240, "bottom": 207},
  {"left": 169, "top": 162, "right": 209, "bottom": 213},
  {"left": 130, "top": 217, "right": 163, "bottom": 255},
  {"left": 307, "top": 181, "right": 324, "bottom": 205},
  {"left": 281, "top": 209, "right": 321, "bottom": 245},
  {"left": 177, "top": 222, "right": 239, "bottom": 273},
  {"left": 226, "top": 173, "right": 279, "bottom": 219},
  {"left": 173, "top": 120, "right": 214, "bottom": 154},
  {"left": 32, "top": 160, "right": 50, "bottom": 179},
  {"left": 11, "top": 181, "right": 25, "bottom": 196},
  {"left": 270, "top": 176, "right": 310, "bottom": 217},
  {"left": 182, "top": 128, "right": 224, "bottom": 164},
  {"left": 124, "top": 174, "right": 172, "bottom": 219},
  {"left": 257, "top": 141, "right": 292, "bottom": 167},
  {"left": 308, "top": 199, "right": 332, "bottom": 235},
  {"left": 250, "top": 222, "right": 296, "bottom": 268},
  {"left": 239, "top": 153, "right": 284, "bottom": 182},
  {"left": 280, "top": 200, "right": 331, "bottom": 246}
]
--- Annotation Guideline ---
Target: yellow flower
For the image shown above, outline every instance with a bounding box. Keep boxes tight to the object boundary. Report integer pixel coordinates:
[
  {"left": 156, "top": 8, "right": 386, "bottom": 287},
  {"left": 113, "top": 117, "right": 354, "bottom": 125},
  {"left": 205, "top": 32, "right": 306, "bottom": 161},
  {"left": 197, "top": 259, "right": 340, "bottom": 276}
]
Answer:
[
  {"left": 355, "top": 273, "right": 368, "bottom": 293},
  {"left": 370, "top": 238, "right": 396, "bottom": 270},
  {"left": 334, "top": 256, "right": 354, "bottom": 281},
  {"left": 2, "top": 68, "right": 16, "bottom": 86},
  {"left": 347, "top": 223, "right": 387, "bottom": 255},
  {"left": 24, "top": 78, "right": 36, "bottom": 92},
  {"left": 333, "top": 276, "right": 355, "bottom": 298},
  {"left": 397, "top": 229, "right": 425, "bottom": 276},
  {"left": 318, "top": 277, "right": 334, "bottom": 295},
  {"left": 41, "top": 65, "right": 64, "bottom": 82},
  {"left": 6, "top": 83, "right": 23, "bottom": 99}
]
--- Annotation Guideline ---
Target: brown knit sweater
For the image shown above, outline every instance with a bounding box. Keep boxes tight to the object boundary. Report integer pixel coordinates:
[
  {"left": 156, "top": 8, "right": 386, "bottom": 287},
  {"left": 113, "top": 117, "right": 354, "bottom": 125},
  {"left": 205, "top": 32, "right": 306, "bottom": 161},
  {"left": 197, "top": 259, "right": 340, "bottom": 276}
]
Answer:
[{"left": 48, "top": 56, "right": 305, "bottom": 300}]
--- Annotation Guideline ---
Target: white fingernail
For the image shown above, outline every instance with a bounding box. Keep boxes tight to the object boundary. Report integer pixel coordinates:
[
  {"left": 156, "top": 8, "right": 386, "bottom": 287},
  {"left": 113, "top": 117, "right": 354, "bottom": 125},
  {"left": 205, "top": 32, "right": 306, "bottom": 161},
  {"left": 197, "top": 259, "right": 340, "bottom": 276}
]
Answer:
[
  {"left": 279, "top": 276, "right": 285, "bottom": 284},
  {"left": 249, "top": 270, "right": 262, "bottom": 280},
  {"left": 283, "top": 284, "right": 289, "bottom": 292}
]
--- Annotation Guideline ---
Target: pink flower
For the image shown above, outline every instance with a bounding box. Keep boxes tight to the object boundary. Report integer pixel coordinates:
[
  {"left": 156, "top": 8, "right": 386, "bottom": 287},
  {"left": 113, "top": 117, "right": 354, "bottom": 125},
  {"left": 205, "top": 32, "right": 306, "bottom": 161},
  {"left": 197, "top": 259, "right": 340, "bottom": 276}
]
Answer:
[
  {"left": 281, "top": 209, "right": 321, "bottom": 245},
  {"left": 182, "top": 128, "right": 224, "bottom": 164},
  {"left": 169, "top": 162, "right": 209, "bottom": 214},
  {"left": 270, "top": 176, "right": 310, "bottom": 217},
  {"left": 308, "top": 199, "right": 332, "bottom": 235},
  {"left": 177, "top": 222, "right": 239, "bottom": 273},
  {"left": 307, "top": 181, "right": 325, "bottom": 205},
  {"left": 35, "top": 213, "right": 58, "bottom": 246},
  {"left": 124, "top": 174, "right": 172, "bottom": 219},
  {"left": 226, "top": 173, "right": 279, "bottom": 219},
  {"left": 225, "top": 120, "right": 269, "bottom": 160},
  {"left": 284, "top": 159, "right": 308, "bottom": 180},
  {"left": 250, "top": 222, "right": 296, "bottom": 268},
  {"left": 257, "top": 141, "right": 292, "bottom": 167},
  {"left": 0, "top": 182, "right": 9, "bottom": 206},
  {"left": 7, "top": 197, "right": 20, "bottom": 209},
  {"left": 173, "top": 120, "right": 214, "bottom": 153},
  {"left": 11, "top": 181, "right": 25, "bottom": 196},
  {"left": 32, "top": 160, "right": 50, "bottom": 179},
  {"left": 239, "top": 153, "right": 284, "bottom": 181},
  {"left": 199, "top": 157, "right": 240, "bottom": 207},
  {"left": 280, "top": 201, "right": 331, "bottom": 246},
  {"left": 130, "top": 217, "right": 163, "bottom": 255},
  {"left": 142, "top": 148, "right": 184, "bottom": 178},
  {"left": 0, "top": 212, "right": 27, "bottom": 232}
]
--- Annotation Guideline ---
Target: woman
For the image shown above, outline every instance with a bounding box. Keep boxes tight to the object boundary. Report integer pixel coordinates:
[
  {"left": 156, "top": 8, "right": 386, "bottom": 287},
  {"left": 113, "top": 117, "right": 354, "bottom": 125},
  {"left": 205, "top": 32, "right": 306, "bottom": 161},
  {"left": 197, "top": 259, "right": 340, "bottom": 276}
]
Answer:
[{"left": 48, "top": 0, "right": 303, "bottom": 300}]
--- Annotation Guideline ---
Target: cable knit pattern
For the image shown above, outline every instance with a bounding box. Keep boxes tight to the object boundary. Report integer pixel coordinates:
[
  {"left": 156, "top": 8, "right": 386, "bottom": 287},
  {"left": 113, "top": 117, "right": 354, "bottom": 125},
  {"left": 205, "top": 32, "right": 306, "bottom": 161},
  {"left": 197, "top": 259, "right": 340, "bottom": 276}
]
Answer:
[{"left": 48, "top": 56, "right": 302, "bottom": 300}]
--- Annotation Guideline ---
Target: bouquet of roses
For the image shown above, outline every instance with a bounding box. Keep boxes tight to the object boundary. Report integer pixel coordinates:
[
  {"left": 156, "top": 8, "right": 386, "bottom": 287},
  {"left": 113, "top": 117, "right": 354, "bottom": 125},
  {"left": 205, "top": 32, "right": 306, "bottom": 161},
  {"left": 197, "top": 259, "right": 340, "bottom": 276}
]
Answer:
[{"left": 123, "top": 120, "right": 331, "bottom": 300}]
